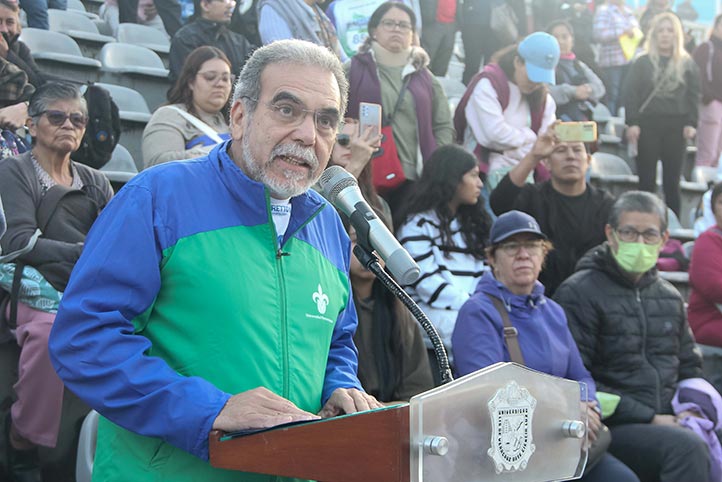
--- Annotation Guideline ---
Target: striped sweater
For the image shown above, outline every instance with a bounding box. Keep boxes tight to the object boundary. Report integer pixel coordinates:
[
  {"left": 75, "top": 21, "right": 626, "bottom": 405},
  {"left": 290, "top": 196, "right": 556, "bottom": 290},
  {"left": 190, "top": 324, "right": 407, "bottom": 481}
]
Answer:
[{"left": 397, "top": 211, "right": 488, "bottom": 350}]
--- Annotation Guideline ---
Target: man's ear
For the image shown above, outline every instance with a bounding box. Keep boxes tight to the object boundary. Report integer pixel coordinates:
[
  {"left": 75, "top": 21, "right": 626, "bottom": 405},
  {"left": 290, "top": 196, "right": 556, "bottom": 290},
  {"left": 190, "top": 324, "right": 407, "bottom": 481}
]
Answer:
[
  {"left": 229, "top": 100, "right": 246, "bottom": 141},
  {"left": 659, "top": 229, "right": 670, "bottom": 250},
  {"left": 604, "top": 224, "right": 615, "bottom": 245}
]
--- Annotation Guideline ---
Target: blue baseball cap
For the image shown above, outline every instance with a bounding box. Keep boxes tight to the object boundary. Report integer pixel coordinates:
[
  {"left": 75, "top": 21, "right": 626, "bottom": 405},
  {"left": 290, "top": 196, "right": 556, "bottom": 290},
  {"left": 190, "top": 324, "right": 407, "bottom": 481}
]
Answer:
[
  {"left": 490, "top": 211, "right": 547, "bottom": 244},
  {"left": 518, "top": 32, "right": 560, "bottom": 85}
]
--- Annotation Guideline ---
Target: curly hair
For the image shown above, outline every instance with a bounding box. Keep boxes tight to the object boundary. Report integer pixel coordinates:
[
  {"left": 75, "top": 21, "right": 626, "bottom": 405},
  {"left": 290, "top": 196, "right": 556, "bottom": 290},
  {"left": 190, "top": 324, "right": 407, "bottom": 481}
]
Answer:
[{"left": 395, "top": 145, "right": 491, "bottom": 260}]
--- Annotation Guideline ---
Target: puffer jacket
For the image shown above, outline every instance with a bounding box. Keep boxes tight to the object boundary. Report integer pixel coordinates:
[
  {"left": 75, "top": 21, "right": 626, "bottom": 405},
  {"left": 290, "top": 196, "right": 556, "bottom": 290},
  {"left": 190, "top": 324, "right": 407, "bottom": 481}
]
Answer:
[{"left": 554, "top": 243, "right": 703, "bottom": 425}]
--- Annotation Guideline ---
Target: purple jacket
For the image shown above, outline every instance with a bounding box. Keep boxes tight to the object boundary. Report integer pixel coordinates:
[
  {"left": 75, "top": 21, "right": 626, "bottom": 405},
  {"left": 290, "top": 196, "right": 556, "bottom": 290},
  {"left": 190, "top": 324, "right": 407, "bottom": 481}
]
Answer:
[{"left": 453, "top": 270, "right": 597, "bottom": 401}]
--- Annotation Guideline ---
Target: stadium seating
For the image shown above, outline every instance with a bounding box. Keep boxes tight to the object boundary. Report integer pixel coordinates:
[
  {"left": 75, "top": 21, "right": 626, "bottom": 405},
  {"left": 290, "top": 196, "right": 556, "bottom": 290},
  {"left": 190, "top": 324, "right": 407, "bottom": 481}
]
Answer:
[
  {"left": 19, "top": 28, "right": 102, "bottom": 83},
  {"left": 98, "top": 43, "right": 171, "bottom": 111},
  {"left": 66, "top": 0, "right": 100, "bottom": 20},
  {"left": 48, "top": 9, "right": 115, "bottom": 58}
]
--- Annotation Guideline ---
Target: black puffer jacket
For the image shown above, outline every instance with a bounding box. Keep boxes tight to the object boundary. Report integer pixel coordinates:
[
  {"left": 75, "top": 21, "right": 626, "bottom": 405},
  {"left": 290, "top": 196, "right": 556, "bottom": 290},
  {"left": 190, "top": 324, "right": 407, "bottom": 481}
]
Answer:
[{"left": 554, "top": 243, "right": 703, "bottom": 425}]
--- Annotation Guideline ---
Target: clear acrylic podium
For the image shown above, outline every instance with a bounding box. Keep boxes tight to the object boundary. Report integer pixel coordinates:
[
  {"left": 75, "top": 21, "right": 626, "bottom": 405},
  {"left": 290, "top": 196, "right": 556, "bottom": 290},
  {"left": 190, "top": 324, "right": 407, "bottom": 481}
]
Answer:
[{"left": 209, "top": 362, "right": 588, "bottom": 482}]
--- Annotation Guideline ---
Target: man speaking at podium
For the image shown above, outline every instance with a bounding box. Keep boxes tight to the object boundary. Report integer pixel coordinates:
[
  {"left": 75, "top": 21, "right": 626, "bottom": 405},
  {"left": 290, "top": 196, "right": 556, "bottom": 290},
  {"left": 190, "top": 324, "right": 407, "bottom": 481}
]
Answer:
[{"left": 47, "top": 39, "right": 381, "bottom": 481}]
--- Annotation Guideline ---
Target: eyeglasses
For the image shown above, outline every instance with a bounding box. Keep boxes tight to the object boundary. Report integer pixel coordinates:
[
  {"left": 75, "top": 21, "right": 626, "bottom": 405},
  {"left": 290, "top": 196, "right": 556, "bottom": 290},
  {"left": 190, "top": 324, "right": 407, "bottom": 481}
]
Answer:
[
  {"left": 336, "top": 133, "right": 350, "bottom": 147},
  {"left": 379, "top": 19, "right": 413, "bottom": 32},
  {"left": 197, "top": 71, "right": 235, "bottom": 85},
  {"left": 38, "top": 110, "right": 88, "bottom": 128},
  {"left": 498, "top": 240, "right": 545, "bottom": 256},
  {"left": 243, "top": 97, "right": 341, "bottom": 137},
  {"left": 615, "top": 227, "right": 662, "bottom": 244}
]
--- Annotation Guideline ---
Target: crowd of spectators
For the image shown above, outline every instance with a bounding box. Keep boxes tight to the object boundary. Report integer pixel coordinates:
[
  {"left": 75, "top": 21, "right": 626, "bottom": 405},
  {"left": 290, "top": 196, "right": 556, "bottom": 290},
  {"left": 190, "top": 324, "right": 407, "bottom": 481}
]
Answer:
[{"left": 1, "top": 0, "right": 722, "bottom": 481}]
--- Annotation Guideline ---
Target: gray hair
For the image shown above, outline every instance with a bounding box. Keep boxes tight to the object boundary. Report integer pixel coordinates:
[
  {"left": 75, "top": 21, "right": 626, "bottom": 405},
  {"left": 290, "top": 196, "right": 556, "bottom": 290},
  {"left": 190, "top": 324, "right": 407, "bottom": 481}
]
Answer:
[
  {"left": 608, "top": 191, "right": 668, "bottom": 231},
  {"left": 27, "top": 81, "right": 87, "bottom": 121},
  {"left": 231, "top": 39, "right": 348, "bottom": 116}
]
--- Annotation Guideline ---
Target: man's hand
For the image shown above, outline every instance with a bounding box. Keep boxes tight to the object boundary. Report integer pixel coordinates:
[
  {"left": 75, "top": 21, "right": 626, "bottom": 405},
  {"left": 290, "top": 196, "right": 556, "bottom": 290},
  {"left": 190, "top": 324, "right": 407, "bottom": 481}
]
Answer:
[
  {"left": 626, "top": 125, "right": 641, "bottom": 144},
  {"left": 212, "top": 387, "right": 320, "bottom": 432},
  {"left": 0, "top": 102, "right": 28, "bottom": 130},
  {"left": 583, "top": 401, "right": 601, "bottom": 444},
  {"left": 651, "top": 414, "right": 678, "bottom": 426},
  {"left": 318, "top": 388, "right": 384, "bottom": 418},
  {"left": 529, "top": 124, "right": 559, "bottom": 162}
]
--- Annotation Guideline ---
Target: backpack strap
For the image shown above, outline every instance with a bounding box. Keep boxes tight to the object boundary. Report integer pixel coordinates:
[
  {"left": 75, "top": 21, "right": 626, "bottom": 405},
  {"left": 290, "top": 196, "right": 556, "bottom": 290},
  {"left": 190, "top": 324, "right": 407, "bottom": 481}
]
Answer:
[{"left": 486, "top": 294, "right": 526, "bottom": 365}]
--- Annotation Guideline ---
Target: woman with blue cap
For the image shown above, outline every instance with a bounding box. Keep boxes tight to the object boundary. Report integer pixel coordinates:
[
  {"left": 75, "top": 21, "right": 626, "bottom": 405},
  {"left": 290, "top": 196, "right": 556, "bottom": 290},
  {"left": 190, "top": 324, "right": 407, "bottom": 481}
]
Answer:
[
  {"left": 452, "top": 210, "right": 640, "bottom": 482},
  {"left": 455, "top": 31, "right": 560, "bottom": 190}
]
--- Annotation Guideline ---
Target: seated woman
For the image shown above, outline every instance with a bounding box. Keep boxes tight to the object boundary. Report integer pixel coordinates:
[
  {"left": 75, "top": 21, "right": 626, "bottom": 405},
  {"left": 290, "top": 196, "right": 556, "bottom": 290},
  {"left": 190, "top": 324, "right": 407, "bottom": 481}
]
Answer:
[
  {"left": 452, "top": 210, "right": 639, "bottom": 482},
  {"left": 547, "top": 20, "right": 605, "bottom": 121},
  {"left": 689, "top": 181, "right": 722, "bottom": 347},
  {"left": 142, "top": 46, "right": 232, "bottom": 168},
  {"left": 395, "top": 145, "right": 491, "bottom": 378},
  {"left": 457, "top": 32, "right": 558, "bottom": 189},
  {"left": 329, "top": 120, "right": 434, "bottom": 401},
  {"left": 0, "top": 82, "right": 113, "bottom": 481}
]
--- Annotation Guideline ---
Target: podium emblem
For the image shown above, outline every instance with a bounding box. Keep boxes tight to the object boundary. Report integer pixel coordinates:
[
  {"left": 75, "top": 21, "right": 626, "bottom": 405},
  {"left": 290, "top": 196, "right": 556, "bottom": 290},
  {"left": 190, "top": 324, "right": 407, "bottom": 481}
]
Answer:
[{"left": 487, "top": 380, "right": 536, "bottom": 474}]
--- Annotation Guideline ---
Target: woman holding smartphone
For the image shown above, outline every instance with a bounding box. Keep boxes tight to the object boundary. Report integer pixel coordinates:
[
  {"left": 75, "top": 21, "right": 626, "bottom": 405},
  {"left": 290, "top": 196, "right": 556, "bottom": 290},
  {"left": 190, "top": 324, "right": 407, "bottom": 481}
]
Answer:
[{"left": 345, "top": 1, "right": 454, "bottom": 211}]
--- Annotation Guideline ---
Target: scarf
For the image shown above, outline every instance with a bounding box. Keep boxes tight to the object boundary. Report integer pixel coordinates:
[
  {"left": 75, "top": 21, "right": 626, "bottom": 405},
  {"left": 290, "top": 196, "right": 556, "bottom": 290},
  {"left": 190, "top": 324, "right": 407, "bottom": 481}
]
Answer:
[{"left": 347, "top": 46, "right": 437, "bottom": 161}]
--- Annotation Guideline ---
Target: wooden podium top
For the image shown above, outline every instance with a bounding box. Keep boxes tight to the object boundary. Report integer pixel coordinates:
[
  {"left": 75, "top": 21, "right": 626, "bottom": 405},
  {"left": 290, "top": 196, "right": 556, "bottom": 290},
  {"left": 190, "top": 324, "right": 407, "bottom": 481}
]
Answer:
[{"left": 209, "top": 404, "right": 410, "bottom": 482}]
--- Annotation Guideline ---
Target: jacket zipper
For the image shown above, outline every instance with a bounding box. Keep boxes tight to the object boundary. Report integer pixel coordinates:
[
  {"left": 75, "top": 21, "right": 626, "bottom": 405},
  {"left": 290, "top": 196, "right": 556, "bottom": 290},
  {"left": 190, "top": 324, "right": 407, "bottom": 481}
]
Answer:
[
  {"left": 269, "top": 196, "right": 325, "bottom": 400},
  {"left": 636, "top": 288, "right": 662, "bottom": 413}
]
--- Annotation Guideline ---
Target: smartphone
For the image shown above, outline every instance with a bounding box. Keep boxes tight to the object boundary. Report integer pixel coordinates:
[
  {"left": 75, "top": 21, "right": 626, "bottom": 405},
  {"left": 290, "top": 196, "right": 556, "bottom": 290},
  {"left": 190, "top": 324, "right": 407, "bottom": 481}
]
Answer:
[
  {"left": 359, "top": 102, "right": 382, "bottom": 137},
  {"left": 555, "top": 121, "right": 598, "bottom": 143}
]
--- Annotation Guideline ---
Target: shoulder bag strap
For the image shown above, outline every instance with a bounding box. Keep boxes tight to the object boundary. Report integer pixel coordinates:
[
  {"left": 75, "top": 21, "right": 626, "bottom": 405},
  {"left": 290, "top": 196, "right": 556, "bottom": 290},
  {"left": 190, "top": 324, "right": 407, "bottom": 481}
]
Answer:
[
  {"left": 386, "top": 76, "right": 411, "bottom": 125},
  {"left": 486, "top": 294, "right": 526, "bottom": 365},
  {"left": 638, "top": 76, "right": 664, "bottom": 114},
  {"left": 166, "top": 106, "right": 224, "bottom": 143}
]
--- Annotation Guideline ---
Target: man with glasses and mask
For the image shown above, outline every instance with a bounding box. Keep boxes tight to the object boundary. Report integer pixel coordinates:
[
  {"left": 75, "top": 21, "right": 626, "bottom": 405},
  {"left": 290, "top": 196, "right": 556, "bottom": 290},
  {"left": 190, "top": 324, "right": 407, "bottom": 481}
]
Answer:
[
  {"left": 48, "top": 40, "right": 382, "bottom": 482},
  {"left": 168, "top": 0, "right": 254, "bottom": 83},
  {"left": 555, "top": 191, "right": 711, "bottom": 482}
]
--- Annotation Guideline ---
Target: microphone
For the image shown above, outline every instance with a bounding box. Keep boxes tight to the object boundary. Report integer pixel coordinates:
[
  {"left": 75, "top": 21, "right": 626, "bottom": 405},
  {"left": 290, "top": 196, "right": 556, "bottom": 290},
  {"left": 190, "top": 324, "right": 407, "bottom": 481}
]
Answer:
[{"left": 318, "top": 166, "right": 420, "bottom": 285}]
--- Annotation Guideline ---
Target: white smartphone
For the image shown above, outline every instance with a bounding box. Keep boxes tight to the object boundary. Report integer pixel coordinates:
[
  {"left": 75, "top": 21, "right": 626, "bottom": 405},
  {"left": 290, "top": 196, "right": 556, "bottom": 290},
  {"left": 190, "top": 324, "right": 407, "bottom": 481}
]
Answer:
[{"left": 359, "top": 102, "right": 382, "bottom": 137}]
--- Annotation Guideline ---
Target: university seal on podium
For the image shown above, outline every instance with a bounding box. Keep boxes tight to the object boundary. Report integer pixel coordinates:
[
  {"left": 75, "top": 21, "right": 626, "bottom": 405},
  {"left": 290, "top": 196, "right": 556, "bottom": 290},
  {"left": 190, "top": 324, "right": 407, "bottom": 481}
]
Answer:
[{"left": 487, "top": 380, "right": 536, "bottom": 474}]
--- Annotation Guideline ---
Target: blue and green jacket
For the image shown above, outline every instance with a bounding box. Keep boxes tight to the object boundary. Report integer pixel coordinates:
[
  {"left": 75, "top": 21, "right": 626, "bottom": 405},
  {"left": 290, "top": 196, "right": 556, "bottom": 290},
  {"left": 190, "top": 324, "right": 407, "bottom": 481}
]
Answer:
[{"left": 48, "top": 142, "right": 362, "bottom": 481}]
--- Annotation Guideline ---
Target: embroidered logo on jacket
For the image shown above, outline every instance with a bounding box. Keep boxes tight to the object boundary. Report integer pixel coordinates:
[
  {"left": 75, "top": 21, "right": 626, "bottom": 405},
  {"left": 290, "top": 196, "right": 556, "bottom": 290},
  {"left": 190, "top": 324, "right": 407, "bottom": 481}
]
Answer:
[{"left": 312, "top": 284, "right": 329, "bottom": 315}]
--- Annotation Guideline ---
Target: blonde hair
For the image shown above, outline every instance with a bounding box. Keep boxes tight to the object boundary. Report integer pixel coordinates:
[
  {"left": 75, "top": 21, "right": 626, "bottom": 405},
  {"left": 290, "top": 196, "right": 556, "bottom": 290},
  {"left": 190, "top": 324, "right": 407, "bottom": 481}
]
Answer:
[{"left": 645, "top": 12, "right": 689, "bottom": 93}]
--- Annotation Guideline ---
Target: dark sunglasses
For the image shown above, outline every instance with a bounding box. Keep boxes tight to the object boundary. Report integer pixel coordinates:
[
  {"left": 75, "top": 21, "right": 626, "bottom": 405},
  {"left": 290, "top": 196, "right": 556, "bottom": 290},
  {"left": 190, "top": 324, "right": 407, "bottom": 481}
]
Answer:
[
  {"left": 40, "top": 110, "right": 88, "bottom": 128},
  {"left": 336, "top": 133, "right": 350, "bottom": 147}
]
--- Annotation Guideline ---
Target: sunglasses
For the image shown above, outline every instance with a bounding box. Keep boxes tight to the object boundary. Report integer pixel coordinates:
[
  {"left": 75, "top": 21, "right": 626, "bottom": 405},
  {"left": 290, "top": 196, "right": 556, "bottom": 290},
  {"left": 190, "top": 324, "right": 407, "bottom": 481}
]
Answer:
[
  {"left": 39, "top": 110, "right": 88, "bottom": 128},
  {"left": 336, "top": 133, "right": 350, "bottom": 147}
]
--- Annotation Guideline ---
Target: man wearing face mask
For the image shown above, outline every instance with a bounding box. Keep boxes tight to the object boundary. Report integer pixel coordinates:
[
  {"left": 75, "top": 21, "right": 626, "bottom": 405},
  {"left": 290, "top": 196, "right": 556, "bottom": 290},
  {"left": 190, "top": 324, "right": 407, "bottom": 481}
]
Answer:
[{"left": 554, "top": 191, "right": 710, "bottom": 482}]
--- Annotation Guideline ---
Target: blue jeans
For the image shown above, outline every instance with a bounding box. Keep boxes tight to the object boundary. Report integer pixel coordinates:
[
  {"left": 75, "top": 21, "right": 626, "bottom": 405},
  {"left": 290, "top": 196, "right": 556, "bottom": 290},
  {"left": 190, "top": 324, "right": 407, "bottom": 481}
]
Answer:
[
  {"left": 601, "top": 64, "right": 628, "bottom": 117},
  {"left": 20, "top": 0, "right": 67, "bottom": 29}
]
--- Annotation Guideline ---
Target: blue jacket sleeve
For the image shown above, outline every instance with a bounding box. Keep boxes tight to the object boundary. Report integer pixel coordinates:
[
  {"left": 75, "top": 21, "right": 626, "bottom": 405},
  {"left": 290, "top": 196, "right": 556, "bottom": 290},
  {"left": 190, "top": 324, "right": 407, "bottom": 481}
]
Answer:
[
  {"left": 452, "top": 297, "right": 506, "bottom": 376},
  {"left": 322, "top": 294, "right": 363, "bottom": 404},
  {"left": 321, "top": 230, "right": 362, "bottom": 404},
  {"left": 48, "top": 184, "right": 231, "bottom": 461},
  {"left": 561, "top": 323, "right": 598, "bottom": 402}
]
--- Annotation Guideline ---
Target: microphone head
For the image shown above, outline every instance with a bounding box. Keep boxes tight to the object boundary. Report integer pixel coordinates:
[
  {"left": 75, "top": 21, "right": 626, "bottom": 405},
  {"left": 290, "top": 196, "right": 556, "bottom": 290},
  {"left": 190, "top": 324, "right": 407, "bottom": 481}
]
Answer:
[{"left": 318, "top": 166, "right": 358, "bottom": 204}]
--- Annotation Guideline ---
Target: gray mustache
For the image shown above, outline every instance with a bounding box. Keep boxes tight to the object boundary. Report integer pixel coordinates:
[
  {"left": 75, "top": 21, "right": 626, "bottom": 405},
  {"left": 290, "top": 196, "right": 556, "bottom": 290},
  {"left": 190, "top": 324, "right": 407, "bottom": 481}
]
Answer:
[{"left": 272, "top": 143, "right": 319, "bottom": 170}]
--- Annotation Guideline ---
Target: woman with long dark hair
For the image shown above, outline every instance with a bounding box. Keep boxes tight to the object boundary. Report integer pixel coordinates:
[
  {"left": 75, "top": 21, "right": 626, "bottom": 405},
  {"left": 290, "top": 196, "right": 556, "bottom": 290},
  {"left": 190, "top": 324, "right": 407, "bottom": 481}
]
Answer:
[
  {"left": 395, "top": 144, "right": 491, "bottom": 375},
  {"left": 142, "top": 46, "right": 233, "bottom": 168}
]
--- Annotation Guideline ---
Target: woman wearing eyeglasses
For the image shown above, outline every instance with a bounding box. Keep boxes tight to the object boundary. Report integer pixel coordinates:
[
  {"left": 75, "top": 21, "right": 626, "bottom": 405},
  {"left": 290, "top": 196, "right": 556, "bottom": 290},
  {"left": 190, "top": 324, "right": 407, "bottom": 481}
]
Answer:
[
  {"left": 142, "top": 46, "right": 233, "bottom": 169},
  {"left": 0, "top": 81, "right": 113, "bottom": 481},
  {"left": 452, "top": 210, "right": 640, "bottom": 482},
  {"left": 346, "top": 1, "right": 454, "bottom": 211}
]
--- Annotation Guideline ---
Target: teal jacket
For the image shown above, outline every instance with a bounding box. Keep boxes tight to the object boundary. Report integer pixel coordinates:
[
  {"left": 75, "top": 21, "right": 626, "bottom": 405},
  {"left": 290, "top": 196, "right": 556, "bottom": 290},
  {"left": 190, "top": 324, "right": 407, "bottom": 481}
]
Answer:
[{"left": 49, "top": 142, "right": 362, "bottom": 481}]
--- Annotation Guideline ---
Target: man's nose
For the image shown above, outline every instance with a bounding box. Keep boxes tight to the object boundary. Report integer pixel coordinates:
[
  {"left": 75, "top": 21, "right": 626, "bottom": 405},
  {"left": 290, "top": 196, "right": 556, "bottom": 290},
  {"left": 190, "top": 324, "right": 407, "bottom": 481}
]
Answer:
[{"left": 292, "top": 112, "right": 317, "bottom": 146}]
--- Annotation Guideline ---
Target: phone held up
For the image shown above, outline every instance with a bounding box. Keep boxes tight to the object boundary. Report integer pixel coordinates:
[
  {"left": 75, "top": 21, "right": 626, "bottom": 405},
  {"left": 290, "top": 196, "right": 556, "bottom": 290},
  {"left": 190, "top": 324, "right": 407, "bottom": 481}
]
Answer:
[
  {"left": 554, "top": 121, "right": 597, "bottom": 143},
  {"left": 359, "top": 102, "right": 382, "bottom": 138}
]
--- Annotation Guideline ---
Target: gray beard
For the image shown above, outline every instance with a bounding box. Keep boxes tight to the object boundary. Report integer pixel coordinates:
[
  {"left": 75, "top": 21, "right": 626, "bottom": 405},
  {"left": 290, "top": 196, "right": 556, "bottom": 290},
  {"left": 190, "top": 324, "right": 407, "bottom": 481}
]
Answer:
[{"left": 240, "top": 133, "right": 321, "bottom": 199}]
